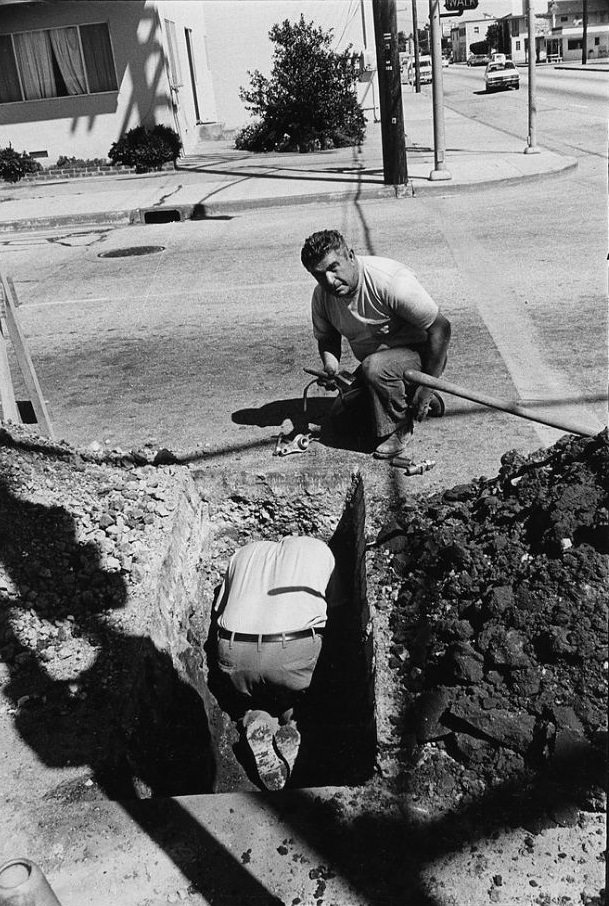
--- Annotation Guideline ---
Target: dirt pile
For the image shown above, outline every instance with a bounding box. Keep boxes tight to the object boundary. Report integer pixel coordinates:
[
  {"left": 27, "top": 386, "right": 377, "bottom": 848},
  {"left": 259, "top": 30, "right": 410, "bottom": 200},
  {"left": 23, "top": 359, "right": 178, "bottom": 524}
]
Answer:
[{"left": 374, "top": 431, "right": 608, "bottom": 828}]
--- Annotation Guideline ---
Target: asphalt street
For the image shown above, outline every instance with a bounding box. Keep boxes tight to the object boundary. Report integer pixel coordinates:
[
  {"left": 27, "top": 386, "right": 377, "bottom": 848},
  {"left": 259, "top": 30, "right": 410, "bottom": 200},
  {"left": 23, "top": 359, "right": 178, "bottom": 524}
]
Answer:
[{"left": 1, "top": 66, "right": 606, "bottom": 496}]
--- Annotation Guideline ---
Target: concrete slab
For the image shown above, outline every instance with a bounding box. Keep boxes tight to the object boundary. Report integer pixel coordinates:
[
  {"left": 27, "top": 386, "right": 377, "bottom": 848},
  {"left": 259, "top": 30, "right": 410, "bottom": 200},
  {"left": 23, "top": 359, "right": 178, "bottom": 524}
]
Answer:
[{"left": 3, "top": 787, "right": 382, "bottom": 906}]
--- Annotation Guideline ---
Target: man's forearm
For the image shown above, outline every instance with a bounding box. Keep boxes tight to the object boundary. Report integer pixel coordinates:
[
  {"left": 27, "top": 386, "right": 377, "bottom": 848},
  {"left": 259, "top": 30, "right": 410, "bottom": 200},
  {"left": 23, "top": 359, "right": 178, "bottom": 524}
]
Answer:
[
  {"left": 421, "top": 314, "right": 451, "bottom": 376},
  {"left": 318, "top": 338, "right": 341, "bottom": 373}
]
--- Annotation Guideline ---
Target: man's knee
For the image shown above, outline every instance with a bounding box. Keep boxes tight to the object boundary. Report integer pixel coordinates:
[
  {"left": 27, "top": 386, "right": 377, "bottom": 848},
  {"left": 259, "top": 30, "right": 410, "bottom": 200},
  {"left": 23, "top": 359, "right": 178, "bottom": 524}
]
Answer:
[{"left": 360, "top": 353, "right": 387, "bottom": 386}]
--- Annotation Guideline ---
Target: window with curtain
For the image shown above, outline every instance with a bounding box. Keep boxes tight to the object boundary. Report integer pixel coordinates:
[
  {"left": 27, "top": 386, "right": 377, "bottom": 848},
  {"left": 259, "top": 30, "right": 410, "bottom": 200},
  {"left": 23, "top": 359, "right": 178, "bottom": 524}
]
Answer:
[{"left": 0, "top": 22, "right": 117, "bottom": 103}]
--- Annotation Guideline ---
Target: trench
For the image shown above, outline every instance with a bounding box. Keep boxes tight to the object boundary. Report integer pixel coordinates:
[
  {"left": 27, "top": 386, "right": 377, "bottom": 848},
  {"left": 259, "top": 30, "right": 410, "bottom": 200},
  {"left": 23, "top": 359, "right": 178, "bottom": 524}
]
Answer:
[{"left": 124, "top": 470, "right": 377, "bottom": 796}]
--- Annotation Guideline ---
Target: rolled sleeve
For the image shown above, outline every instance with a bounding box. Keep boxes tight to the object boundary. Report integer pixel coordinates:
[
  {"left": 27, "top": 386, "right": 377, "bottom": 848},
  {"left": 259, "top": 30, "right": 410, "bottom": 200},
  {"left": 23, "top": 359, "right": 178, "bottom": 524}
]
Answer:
[{"left": 311, "top": 290, "right": 340, "bottom": 343}]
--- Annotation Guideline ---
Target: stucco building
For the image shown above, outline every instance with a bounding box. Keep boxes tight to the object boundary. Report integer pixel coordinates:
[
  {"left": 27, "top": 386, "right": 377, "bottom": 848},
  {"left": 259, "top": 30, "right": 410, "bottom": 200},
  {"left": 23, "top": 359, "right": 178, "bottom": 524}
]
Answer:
[{"left": 0, "top": 0, "right": 374, "bottom": 166}]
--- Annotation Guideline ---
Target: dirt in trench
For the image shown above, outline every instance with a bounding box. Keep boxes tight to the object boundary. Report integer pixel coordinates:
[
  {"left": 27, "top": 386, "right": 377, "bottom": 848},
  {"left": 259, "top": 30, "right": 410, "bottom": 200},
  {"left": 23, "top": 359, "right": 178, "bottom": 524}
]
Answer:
[{"left": 369, "top": 431, "right": 608, "bottom": 835}]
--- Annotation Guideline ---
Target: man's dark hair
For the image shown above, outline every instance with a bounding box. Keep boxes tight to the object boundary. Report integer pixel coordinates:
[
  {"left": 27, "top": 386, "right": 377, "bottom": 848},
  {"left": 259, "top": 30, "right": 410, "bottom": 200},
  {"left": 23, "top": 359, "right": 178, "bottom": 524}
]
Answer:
[{"left": 301, "top": 230, "right": 349, "bottom": 270}]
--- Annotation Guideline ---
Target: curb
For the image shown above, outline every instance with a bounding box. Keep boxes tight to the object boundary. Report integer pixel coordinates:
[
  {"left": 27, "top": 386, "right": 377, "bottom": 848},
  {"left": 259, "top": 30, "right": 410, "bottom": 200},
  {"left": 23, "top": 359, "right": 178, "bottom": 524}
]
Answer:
[{"left": 0, "top": 157, "right": 578, "bottom": 232}]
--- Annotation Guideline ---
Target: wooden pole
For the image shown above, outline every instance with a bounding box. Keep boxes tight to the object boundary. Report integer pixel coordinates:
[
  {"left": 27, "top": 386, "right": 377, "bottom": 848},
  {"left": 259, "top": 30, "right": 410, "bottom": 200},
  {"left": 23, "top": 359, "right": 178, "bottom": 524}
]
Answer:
[
  {"left": 0, "top": 273, "right": 55, "bottom": 439},
  {"left": 372, "top": 0, "right": 408, "bottom": 187}
]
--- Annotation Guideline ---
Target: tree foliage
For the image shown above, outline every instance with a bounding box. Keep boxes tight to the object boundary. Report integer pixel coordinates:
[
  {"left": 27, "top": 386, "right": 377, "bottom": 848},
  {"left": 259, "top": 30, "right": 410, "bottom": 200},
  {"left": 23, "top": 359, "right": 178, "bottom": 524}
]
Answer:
[
  {"left": 486, "top": 24, "right": 506, "bottom": 54},
  {"left": 235, "top": 15, "right": 365, "bottom": 153}
]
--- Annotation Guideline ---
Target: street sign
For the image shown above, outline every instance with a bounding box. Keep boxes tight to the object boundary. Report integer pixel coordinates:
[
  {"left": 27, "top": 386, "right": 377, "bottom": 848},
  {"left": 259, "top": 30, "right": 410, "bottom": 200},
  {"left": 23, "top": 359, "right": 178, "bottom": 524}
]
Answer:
[{"left": 444, "top": 0, "right": 479, "bottom": 11}]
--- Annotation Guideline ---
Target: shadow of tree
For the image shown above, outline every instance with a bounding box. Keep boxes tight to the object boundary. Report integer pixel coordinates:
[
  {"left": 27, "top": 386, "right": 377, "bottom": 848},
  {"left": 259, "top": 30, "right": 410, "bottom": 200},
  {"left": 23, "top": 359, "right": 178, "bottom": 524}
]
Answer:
[{"left": 0, "top": 473, "right": 281, "bottom": 903}]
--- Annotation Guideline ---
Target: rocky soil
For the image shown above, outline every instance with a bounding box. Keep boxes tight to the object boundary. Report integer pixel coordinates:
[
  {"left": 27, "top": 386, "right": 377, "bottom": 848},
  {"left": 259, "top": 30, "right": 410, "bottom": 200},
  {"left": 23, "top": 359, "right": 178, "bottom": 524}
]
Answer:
[{"left": 369, "top": 432, "right": 608, "bottom": 839}]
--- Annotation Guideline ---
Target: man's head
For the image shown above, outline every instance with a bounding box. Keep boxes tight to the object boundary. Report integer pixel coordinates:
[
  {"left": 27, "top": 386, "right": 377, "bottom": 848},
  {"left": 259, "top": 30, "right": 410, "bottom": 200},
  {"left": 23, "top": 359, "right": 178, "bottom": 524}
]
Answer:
[{"left": 301, "top": 230, "right": 359, "bottom": 298}]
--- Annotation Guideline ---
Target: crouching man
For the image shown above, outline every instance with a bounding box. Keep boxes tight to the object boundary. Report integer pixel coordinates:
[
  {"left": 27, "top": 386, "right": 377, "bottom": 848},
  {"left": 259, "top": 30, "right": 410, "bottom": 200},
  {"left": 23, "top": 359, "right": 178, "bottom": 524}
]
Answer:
[
  {"left": 211, "top": 535, "right": 340, "bottom": 791},
  {"left": 301, "top": 230, "right": 451, "bottom": 459}
]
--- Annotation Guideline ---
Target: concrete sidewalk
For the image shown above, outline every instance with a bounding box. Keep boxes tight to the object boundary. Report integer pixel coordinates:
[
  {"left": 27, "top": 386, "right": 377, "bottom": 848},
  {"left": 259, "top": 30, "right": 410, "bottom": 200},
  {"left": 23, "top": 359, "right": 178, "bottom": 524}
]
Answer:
[{"left": 0, "top": 92, "right": 576, "bottom": 232}]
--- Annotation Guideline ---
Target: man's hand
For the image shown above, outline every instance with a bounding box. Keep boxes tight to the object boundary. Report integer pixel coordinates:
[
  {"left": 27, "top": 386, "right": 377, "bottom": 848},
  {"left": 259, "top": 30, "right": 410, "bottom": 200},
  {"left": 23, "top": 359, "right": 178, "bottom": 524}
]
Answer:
[{"left": 412, "top": 386, "right": 434, "bottom": 421}]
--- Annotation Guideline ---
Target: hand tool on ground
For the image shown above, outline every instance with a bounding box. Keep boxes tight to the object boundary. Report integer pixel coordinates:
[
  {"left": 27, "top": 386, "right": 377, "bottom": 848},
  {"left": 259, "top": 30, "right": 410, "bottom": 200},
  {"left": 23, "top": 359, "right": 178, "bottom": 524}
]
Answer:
[
  {"left": 391, "top": 456, "right": 437, "bottom": 474},
  {"left": 404, "top": 370, "right": 599, "bottom": 437},
  {"left": 273, "top": 417, "right": 321, "bottom": 457}
]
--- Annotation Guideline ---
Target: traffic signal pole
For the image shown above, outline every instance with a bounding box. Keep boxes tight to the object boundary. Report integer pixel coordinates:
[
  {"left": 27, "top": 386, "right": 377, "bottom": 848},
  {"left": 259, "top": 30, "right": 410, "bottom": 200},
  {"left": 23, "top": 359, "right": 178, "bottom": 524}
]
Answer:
[
  {"left": 428, "top": 0, "right": 451, "bottom": 180},
  {"left": 524, "top": 0, "right": 540, "bottom": 153},
  {"left": 372, "top": 0, "right": 408, "bottom": 189}
]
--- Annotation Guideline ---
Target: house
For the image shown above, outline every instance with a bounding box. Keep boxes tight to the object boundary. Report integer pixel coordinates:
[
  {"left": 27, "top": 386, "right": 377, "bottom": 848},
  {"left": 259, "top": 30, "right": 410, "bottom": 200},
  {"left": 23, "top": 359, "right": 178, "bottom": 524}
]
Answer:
[
  {"left": 0, "top": 0, "right": 218, "bottom": 165},
  {"left": 544, "top": 0, "right": 609, "bottom": 62},
  {"left": 0, "top": 0, "right": 375, "bottom": 167},
  {"left": 450, "top": 17, "right": 498, "bottom": 63}
]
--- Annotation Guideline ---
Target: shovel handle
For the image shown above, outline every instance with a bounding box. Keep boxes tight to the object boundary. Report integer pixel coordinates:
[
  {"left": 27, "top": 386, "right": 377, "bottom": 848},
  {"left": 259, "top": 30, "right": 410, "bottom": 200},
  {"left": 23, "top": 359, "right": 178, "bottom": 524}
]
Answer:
[{"left": 404, "top": 369, "right": 598, "bottom": 438}]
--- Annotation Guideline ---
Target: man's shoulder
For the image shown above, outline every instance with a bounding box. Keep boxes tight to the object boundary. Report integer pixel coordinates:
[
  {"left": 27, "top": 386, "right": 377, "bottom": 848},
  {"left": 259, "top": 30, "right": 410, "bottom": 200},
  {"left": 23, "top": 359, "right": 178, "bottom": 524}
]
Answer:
[{"left": 359, "top": 255, "right": 416, "bottom": 286}]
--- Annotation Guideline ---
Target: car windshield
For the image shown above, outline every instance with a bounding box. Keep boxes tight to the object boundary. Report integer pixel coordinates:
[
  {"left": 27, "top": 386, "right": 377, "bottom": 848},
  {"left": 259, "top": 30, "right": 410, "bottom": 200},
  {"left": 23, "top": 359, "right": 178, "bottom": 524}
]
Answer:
[
  {"left": 489, "top": 64, "right": 504, "bottom": 71},
  {"left": 504, "top": 61, "right": 515, "bottom": 69}
]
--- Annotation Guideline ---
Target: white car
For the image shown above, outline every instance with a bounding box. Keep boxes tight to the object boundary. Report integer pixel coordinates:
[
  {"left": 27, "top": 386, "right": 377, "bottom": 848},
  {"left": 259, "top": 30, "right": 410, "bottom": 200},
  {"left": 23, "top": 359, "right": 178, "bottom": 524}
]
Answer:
[{"left": 485, "top": 60, "right": 520, "bottom": 92}]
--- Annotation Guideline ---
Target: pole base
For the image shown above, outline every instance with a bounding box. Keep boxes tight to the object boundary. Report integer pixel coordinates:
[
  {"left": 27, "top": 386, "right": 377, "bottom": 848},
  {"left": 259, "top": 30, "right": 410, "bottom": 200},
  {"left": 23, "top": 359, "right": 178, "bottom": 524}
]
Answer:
[
  {"left": 429, "top": 168, "right": 452, "bottom": 181},
  {"left": 524, "top": 145, "right": 541, "bottom": 154}
]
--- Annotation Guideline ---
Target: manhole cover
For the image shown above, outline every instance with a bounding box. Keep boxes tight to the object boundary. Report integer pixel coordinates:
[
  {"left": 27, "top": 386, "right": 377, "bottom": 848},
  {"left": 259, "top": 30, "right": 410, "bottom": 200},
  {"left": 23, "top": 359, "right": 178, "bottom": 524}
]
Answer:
[{"left": 98, "top": 246, "right": 165, "bottom": 258}]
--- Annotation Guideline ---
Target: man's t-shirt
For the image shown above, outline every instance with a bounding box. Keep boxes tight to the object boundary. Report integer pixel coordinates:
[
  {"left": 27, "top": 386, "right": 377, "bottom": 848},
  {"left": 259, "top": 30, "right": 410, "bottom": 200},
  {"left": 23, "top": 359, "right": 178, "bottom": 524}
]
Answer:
[
  {"left": 214, "top": 536, "right": 336, "bottom": 634},
  {"left": 311, "top": 255, "right": 439, "bottom": 361}
]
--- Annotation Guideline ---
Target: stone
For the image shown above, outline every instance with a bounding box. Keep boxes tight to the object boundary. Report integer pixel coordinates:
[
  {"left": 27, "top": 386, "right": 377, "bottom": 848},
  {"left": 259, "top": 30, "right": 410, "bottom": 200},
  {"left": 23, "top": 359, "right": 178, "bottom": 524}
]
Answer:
[
  {"left": 477, "top": 627, "right": 532, "bottom": 670},
  {"left": 447, "top": 701, "right": 536, "bottom": 754},
  {"left": 415, "top": 688, "right": 452, "bottom": 742}
]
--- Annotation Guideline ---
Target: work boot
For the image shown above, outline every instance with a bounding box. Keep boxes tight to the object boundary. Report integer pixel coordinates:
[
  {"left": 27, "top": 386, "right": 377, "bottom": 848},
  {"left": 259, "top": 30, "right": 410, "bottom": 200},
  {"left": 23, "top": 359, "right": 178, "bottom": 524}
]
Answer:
[
  {"left": 273, "top": 721, "right": 301, "bottom": 776},
  {"left": 243, "top": 710, "right": 288, "bottom": 792},
  {"left": 373, "top": 421, "right": 413, "bottom": 460}
]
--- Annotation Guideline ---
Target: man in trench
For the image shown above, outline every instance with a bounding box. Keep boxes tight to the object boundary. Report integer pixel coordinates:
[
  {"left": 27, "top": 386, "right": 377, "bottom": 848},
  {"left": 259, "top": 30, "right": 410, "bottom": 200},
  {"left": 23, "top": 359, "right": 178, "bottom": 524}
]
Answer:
[
  {"left": 211, "top": 535, "right": 343, "bottom": 791},
  {"left": 301, "top": 229, "right": 451, "bottom": 459}
]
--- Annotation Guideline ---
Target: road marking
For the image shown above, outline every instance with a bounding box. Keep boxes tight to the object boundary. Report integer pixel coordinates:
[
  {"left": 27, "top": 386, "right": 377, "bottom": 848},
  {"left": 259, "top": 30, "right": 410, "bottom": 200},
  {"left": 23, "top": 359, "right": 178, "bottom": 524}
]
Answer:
[
  {"left": 22, "top": 281, "right": 312, "bottom": 309},
  {"left": 432, "top": 210, "right": 604, "bottom": 445}
]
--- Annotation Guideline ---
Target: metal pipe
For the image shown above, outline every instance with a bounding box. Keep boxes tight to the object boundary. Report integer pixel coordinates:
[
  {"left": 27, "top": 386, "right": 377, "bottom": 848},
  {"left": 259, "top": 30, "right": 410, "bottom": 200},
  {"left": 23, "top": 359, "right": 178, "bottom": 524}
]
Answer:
[
  {"left": 404, "top": 369, "right": 599, "bottom": 437},
  {"left": 428, "top": 0, "right": 451, "bottom": 179},
  {"left": 524, "top": 0, "right": 539, "bottom": 154}
]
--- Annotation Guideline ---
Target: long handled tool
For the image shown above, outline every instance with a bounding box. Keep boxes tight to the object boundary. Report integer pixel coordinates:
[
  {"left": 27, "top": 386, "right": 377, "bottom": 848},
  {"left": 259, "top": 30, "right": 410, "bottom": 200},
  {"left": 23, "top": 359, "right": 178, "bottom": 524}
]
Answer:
[{"left": 404, "top": 369, "right": 600, "bottom": 438}]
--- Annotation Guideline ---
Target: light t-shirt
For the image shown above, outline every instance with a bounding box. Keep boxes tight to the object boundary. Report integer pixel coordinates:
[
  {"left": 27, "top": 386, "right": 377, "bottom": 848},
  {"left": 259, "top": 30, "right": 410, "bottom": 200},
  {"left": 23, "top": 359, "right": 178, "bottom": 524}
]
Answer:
[
  {"left": 214, "top": 536, "right": 336, "bottom": 634},
  {"left": 311, "top": 255, "right": 439, "bottom": 362}
]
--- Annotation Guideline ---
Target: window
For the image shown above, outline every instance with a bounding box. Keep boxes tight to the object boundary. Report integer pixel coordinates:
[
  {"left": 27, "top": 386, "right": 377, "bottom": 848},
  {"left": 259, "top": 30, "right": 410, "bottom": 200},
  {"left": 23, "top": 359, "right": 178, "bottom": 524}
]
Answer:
[
  {"left": 594, "top": 37, "right": 600, "bottom": 46},
  {"left": 164, "top": 19, "right": 182, "bottom": 87},
  {"left": 511, "top": 20, "right": 520, "bottom": 37},
  {"left": 560, "top": 16, "right": 568, "bottom": 23},
  {"left": 0, "top": 22, "right": 117, "bottom": 102},
  {"left": 474, "top": 26, "right": 479, "bottom": 34},
  {"left": 567, "top": 39, "right": 582, "bottom": 50},
  {"left": 516, "top": 40, "right": 521, "bottom": 50}
]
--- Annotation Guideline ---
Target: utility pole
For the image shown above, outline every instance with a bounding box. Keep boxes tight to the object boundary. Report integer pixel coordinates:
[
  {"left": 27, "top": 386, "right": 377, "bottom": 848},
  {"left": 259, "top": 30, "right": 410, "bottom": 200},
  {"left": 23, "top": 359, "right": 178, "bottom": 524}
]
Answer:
[
  {"left": 428, "top": 0, "right": 451, "bottom": 180},
  {"left": 524, "top": 0, "right": 539, "bottom": 153},
  {"left": 372, "top": 0, "right": 408, "bottom": 189},
  {"left": 581, "top": 0, "right": 588, "bottom": 64},
  {"left": 412, "top": 0, "right": 421, "bottom": 92}
]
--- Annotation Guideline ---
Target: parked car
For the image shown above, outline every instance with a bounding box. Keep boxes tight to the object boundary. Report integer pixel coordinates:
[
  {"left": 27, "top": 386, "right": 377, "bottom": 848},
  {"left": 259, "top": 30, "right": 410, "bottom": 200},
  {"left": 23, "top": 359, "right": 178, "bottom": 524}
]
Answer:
[
  {"left": 405, "top": 54, "right": 432, "bottom": 85},
  {"left": 467, "top": 53, "right": 489, "bottom": 67},
  {"left": 484, "top": 59, "right": 520, "bottom": 91}
]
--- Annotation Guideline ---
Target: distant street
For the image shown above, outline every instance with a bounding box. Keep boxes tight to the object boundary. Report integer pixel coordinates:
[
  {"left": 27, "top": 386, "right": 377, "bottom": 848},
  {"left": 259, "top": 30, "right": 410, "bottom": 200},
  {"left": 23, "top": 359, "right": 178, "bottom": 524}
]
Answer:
[
  {"left": 438, "top": 64, "right": 607, "bottom": 163},
  {"left": 1, "top": 66, "right": 606, "bottom": 493}
]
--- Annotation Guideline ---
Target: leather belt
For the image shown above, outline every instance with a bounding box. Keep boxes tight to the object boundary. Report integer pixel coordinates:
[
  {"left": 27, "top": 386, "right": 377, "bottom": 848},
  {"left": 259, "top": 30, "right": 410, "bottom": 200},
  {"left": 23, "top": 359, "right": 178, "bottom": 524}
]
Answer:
[{"left": 217, "top": 627, "right": 323, "bottom": 643}]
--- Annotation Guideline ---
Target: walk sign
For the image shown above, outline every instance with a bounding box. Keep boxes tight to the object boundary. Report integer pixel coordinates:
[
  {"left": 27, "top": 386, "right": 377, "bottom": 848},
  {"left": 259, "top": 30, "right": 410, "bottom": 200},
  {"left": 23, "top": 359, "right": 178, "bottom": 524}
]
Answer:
[{"left": 444, "top": 0, "right": 479, "bottom": 11}]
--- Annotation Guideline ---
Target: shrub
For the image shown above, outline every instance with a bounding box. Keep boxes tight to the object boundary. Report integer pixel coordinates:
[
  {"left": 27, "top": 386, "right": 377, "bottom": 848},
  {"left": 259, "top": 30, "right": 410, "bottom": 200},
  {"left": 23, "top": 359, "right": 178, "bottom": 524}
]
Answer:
[
  {"left": 235, "top": 15, "right": 365, "bottom": 153},
  {"left": 56, "top": 155, "right": 109, "bottom": 169},
  {"left": 108, "top": 124, "right": 182, "bottom": 173},
  {"left": 0, "top": 146, "right": 42, "bottom": 183}
]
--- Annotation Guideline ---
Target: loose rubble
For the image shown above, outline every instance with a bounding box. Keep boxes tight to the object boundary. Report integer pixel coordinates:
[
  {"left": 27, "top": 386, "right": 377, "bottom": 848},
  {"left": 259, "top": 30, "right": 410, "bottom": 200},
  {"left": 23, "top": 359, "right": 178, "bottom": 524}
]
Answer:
[{"left": 371, "top": 431, "right": 608, "bottom": 830}]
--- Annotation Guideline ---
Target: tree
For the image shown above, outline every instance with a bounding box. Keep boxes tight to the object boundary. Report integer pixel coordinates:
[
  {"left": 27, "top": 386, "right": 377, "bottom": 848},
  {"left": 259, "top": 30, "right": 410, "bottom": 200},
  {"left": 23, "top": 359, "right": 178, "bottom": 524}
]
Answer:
[
  {"left": 235, "top": 15, "right": 366, "bottom": 153},
  {"left": 486, "top": 23, "right": 505, "bottom": 55}
]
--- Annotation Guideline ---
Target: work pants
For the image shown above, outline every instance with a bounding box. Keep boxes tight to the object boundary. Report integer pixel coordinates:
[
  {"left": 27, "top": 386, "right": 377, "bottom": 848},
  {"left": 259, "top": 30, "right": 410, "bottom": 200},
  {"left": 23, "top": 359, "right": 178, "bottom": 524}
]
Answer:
[
  {"left": 359, "top": 346, "right": 424, "bottom": 438},
  {"left": 216, "top": 632, "right": 323, "bottom": 717}
]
